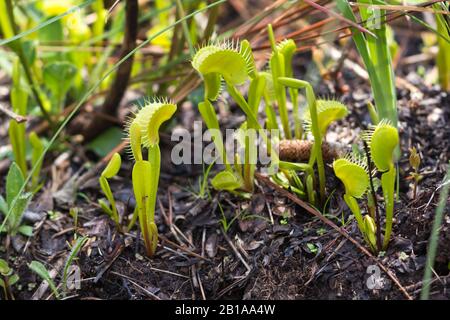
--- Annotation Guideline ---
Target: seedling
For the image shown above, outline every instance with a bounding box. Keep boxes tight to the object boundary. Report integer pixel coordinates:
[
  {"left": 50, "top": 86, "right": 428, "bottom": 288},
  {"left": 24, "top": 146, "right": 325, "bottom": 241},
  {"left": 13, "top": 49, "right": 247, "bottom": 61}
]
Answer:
[
  {"left": 27, "top": 236, "right": 88, "bottom": 299},
  {"left": 408, "top": 147, "right": 422, "bottom": 200},
  {"left": 0, "top": 163, "right": 33, "bottom": 239},
  {"left": 126, "top": 99, "right": 177, "bottom": 256},
  {"left": 99, "top": 152, "right": 122, "bottom": 229},
  {"left": 0, "top": 259, "right": 19, "bottom": 300},
  {"left": 334, "top": 120, "right": 399, "bottom": 252}
]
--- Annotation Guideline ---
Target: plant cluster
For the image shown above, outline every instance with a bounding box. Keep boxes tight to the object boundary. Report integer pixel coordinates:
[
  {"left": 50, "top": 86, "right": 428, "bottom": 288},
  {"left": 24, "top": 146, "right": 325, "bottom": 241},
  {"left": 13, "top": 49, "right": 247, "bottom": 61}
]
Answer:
[{"left": 191, "top": 25, "right": 349, "bottom": 205}]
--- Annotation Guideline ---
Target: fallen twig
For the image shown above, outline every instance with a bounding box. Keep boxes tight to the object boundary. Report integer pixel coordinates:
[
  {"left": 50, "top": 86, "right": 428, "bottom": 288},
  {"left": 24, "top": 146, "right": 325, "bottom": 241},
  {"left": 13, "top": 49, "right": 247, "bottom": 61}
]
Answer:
[{"left": 0, "top": 102, "right": 27, "bottom": 123}]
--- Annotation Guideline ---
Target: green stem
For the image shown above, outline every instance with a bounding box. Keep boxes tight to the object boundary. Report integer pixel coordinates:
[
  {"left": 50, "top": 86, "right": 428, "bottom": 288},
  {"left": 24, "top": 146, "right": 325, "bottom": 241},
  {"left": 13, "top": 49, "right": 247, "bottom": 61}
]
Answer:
[
  {"left": 382, "top": 166, "right": 396, "bottom": 250},
  {"left": 267, "top": 24, "right": 291, "bottom": 139},
  {"left": 278, "top": 77, "right": 326, "bottom": 203}
]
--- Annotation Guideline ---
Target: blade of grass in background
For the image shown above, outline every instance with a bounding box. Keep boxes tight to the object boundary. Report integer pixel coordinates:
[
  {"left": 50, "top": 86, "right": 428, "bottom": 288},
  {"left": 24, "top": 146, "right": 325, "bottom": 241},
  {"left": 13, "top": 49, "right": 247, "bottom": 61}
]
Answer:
[
  {"left": 0, "top": 0, "right": 226, "bottom": 234},
  {"left": 433, "top": 2, "right": 450, "bottom": 91},
  {"left": 336, "top": 0, "right": 398, "bottom": 128},
  {"left": 421, "top": 164, "right": 450, "bottom": 300}
]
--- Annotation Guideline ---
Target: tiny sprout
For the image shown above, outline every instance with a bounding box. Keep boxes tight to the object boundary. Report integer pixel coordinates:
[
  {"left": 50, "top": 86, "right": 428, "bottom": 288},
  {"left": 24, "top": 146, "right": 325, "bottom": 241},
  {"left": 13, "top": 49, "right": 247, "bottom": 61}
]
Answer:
[
  {"left": 409, "top": 147, "right": 422, "bottom": 200},
  {"left": 0, "top": 258, "right": 19, "bottom": 300},
  {"left": 409, "top": 147, "right": 421, "bottom": 172}
]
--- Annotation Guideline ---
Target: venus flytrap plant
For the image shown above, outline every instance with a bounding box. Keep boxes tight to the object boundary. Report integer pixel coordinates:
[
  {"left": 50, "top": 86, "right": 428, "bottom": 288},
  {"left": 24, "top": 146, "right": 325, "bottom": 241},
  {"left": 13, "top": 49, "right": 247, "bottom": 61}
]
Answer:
[
  {"left": 99, "top": 152, "right": 122, "bottom": 229},
  {"left": 192, "top": 39, "right": 273, "bottom": 193},
  {"left": 126, "top": 99, "right": 177, "bottom": 257},
  {"left": 363, "top": 120, "right": 399, "bottom": 250},
  {"left": 191, "top": 40, "right": 253, "bottom": 173},
  {"left": 334, "top": 120, "right": 399, "bottom": 253},
  {"left": 332, "top": 156, "right": 377, "bottom": 251}
]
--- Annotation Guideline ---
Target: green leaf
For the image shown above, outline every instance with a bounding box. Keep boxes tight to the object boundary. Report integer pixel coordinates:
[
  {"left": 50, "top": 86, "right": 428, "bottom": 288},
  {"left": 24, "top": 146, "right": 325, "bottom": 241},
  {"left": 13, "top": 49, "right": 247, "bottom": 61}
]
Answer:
[
  {"left": 304, "top": 100, "right": 348, "bottom": 136},
  {"left": 203, "top": 72, "right": 222, "bottom": 101},
  {"left": 9, "top": 274, "right": 19, "bottom": 286},
  {"left": 343, "top": 193, "right": 364, "bottom": 234},
  {"left": 248, "top": 74, "right": 266, "bottom": 115},
  {"left": 99, "top": 176, "right": 118, "bottom": 224},
  {"left": 8, "top": 120, "right": 27, "bottom": 176},
  {"left": 0, "top": 259, "right": 11, "bottom": 276},
  {"left": 9, "top": 192, "right": 32, "bottom": 235},
  {"left": 98, "top": 199, "right": 113, "bottom": 216},
  {"left": 131, "top": 101, "right": 177, "bottom": 147},
  {"left": 63, "top": 236, "right": 88, "bottom": 290},
  {"left": 43, "top": 61, "right": 77, "bottom": 110},
  {"left": 87, "top": 127, "right": 124, "bottom": 157},
  {"left": 0, "top": 195, "right": 7, "bottom": 215},
  {"left": 192, "top": 42, "right": 250, "bottom": 85},
  {"left": 364, "top": 215, "right": 377, "bottom": 249},
  {"left": 28, "top": 261, "right": 59, "bottom": 299},
  {"left": 18, "top": 225, "right": 33, "bottom": 237},
  {"left": 6, "top": 162, "right": 24, "bottom": 208}
]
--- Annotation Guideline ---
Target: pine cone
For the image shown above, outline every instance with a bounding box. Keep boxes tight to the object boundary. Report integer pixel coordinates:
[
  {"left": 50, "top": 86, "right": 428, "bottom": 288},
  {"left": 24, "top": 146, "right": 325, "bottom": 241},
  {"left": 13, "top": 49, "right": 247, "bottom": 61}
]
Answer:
[{"left": 278, "top": 139, "right": 341, "bottom": 163}]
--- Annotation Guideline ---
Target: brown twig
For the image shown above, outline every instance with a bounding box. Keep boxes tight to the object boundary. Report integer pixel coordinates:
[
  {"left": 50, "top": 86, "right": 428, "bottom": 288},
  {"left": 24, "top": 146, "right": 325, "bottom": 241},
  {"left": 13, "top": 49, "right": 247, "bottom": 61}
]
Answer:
[
  {"left": 0, "top": 103, "right": 27, "bottom": 123},
  {"left": 255, "top": 173, "right": 413, "bottom": 300}
]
